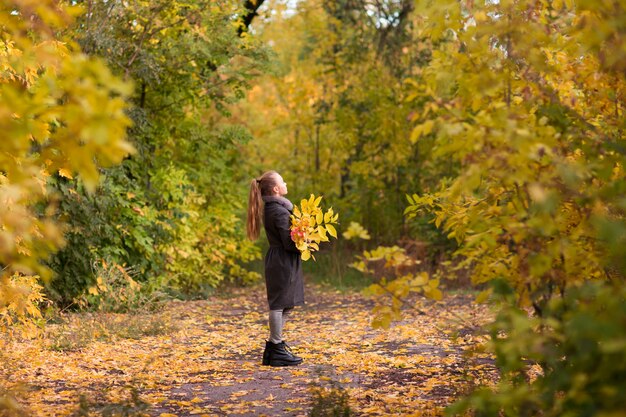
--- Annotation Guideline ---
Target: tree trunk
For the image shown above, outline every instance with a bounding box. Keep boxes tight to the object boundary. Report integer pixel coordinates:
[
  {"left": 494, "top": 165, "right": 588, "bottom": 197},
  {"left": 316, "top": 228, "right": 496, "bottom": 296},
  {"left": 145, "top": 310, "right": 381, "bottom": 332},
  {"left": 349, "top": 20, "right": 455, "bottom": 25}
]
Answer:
[{"left": 238, "top": 0, "right": 266, "bottom": 36}]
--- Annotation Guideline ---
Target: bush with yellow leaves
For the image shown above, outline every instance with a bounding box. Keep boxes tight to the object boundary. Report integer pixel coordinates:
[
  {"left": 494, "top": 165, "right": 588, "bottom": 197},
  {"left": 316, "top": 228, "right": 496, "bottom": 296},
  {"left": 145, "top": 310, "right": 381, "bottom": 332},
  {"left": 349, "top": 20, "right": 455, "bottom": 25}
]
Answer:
[
  {"left": 0, "top": 274, "right": 46, "bottom": 338},
  {"left": 0, "top": 0, "right": 132, "bottom": 333}
]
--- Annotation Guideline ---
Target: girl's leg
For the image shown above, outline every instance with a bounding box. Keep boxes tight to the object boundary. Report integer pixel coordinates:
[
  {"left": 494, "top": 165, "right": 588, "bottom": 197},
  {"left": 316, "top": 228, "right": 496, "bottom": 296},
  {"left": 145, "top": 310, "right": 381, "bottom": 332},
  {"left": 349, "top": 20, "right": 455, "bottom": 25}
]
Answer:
[
  {"left": 282, "top": 307, "right": 293, "bottom": 329},
  {"left": 264, "top": 308, "right": 302, "bottom": 366},
  {"left": 268, "top": 309, "right": 284, "bottom": 344}
]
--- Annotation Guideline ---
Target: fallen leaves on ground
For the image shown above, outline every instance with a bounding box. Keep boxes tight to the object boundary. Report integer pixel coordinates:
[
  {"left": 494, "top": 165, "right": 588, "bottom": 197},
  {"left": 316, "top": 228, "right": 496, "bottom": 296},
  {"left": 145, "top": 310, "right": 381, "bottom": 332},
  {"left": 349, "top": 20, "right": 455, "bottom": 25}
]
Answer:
[{"left": 1, "top": 283, "right": 496, "bottom": 416}]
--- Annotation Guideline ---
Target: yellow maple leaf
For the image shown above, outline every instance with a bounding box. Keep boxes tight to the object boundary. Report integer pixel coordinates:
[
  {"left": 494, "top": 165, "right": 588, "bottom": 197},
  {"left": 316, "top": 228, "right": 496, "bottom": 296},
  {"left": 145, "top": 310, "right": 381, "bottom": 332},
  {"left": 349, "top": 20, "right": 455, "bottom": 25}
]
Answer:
[{"left": 58, "top": 168, "right": 73, "bottom": 179}]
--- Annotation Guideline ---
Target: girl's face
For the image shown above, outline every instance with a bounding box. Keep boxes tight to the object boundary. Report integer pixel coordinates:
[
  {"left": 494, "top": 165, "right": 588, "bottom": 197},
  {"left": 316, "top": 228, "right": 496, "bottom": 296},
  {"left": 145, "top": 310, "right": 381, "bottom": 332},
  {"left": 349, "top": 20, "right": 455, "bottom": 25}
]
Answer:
[{"left": 273, "top": 174, "right": 288, "bottom": 196}]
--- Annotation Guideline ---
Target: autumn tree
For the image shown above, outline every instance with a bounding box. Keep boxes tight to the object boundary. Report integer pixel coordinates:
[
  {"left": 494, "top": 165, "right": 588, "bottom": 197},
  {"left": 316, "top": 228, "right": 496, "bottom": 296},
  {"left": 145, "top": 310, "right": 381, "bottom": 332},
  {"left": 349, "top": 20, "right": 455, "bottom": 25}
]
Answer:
[
  {"left": 405, "top": 0, "right": 625, "bottom": 314},
  {"left": 45, "top": 0, "right": 272, "bottom": 302},
  {"left": 0, "top": 0, "right": 132, "bottom": 333},
  {"left": 245, "top": 0, "right": 626, "bottom": 413},
  {"left": 240, "top": 0, "right": 438, "bottom": 243},
  {"left": 398, "top": 0, "right": 626, "bottom": 414}
]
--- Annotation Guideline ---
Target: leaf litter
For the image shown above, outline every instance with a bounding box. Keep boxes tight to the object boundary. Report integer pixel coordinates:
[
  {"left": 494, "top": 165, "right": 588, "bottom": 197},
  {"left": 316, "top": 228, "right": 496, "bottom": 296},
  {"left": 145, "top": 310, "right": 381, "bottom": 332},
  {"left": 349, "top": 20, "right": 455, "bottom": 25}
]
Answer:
[{"left": 1, "top": 284, "right": 496, "bottom": 416}]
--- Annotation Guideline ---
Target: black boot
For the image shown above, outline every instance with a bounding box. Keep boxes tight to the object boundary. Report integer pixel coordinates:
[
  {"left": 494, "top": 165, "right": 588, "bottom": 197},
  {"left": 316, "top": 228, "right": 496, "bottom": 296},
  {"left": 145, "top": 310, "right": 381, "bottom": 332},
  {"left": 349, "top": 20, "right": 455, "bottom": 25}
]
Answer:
[
  {"left": 262, "top": 341, "right": 272, "bottom": 366},
  {"left": 267, "top": 341, "right": 303, "bottom": 367},
  {"left": 282, "top": 342, "right": 303, "bottom": 363}
]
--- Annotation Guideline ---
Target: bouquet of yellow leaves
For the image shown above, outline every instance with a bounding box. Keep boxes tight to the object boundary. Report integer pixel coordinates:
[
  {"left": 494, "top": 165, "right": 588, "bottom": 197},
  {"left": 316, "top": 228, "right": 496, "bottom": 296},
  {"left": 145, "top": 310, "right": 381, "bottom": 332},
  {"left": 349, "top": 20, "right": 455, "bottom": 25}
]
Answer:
[{"left": 290, "top": 194, "right": 339, "bottom": 261}]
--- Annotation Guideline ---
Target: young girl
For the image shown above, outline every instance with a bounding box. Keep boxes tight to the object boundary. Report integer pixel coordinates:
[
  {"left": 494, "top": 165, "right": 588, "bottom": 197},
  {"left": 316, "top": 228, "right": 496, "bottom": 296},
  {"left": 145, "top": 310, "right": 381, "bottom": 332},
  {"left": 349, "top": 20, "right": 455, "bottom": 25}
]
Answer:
[{"left": 247, "top": 170, "right": 304, "bottom": 367}]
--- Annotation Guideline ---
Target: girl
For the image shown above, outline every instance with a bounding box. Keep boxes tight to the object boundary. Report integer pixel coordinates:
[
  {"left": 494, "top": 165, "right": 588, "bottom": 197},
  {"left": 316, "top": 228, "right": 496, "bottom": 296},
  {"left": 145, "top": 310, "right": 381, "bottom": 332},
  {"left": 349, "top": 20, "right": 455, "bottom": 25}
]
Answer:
[{"left": 247, "top": 170, "right": 304, "bottom": 367}]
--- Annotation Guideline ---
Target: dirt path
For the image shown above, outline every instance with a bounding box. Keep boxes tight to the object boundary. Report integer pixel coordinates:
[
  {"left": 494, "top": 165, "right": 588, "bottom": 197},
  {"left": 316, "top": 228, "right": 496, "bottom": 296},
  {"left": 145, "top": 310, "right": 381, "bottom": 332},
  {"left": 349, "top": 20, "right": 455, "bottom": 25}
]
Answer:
[{"left": 2, "top": 284, "right": 496, "bottom": 416}]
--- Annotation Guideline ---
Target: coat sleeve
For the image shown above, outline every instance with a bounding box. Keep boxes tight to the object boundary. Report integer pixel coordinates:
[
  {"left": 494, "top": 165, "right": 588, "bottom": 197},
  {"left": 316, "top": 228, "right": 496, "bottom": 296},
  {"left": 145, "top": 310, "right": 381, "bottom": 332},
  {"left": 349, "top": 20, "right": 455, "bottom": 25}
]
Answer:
[{"left": 275, "top": 208, "right": 300, "bottom": 253}]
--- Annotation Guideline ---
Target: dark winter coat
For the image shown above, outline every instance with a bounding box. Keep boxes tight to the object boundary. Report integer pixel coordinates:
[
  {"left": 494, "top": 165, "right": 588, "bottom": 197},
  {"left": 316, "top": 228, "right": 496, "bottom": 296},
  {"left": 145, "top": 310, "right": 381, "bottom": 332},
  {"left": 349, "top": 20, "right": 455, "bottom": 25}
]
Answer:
[{"left": 262, "top": 196, "right": 304, "bottom": 310}]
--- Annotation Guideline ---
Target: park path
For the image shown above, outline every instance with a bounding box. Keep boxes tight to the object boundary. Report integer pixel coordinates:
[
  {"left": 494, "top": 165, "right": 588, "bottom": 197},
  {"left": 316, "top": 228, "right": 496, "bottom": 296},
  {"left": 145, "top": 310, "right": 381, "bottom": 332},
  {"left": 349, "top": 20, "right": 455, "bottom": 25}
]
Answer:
[{"left": 3, "top": 283, "right": 496, "bottom": 416}]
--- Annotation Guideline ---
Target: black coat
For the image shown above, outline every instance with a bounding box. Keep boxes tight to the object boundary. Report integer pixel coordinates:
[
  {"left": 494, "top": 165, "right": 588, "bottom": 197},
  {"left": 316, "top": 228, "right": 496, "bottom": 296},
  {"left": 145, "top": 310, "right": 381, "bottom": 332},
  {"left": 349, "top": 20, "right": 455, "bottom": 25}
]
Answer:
[{"left": 262, "top": 196, "right": 304, "bottom": 310}]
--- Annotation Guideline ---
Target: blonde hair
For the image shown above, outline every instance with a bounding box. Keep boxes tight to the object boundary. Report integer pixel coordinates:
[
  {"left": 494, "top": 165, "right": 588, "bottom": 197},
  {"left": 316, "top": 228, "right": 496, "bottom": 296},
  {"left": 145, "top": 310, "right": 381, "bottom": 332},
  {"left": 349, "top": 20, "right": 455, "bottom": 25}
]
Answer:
[{"left": 246, "top": 170, "right": 279, "bottom": 240}]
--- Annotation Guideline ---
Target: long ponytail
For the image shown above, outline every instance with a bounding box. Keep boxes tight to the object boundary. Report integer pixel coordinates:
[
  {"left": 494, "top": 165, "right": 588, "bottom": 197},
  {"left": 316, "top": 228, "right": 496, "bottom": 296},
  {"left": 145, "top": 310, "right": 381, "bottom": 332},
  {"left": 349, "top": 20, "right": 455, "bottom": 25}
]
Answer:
[
  {"left": 246, "top": 170, "right": 279, "bottom": 240},
  {"left": 247, "top": 178, "right": 263, "bottom": 240}
]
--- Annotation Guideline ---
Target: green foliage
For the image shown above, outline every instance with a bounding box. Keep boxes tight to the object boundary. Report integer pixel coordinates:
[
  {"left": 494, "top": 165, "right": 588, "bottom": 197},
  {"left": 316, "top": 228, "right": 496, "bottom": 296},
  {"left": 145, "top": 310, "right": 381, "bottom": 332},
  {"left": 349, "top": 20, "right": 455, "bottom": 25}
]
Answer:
[
  {"left": 72, "top": 260, "right": 167, "bottom": 314},
  {"left": 46, "top": 170, "right": 164, "bottom": 304},
  {"left": 448, "top": 281, "right": 626, "bottom": 417},
  {"left": 39, "top": 0, "right": 271, "bottom": 302}
]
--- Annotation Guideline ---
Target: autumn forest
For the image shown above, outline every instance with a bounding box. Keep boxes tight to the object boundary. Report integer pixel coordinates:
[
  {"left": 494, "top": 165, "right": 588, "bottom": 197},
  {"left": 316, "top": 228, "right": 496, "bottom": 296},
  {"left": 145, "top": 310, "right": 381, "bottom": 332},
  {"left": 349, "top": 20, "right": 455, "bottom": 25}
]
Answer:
[{"left": 1, "top": 0, "right": 625, "bottom": 416}]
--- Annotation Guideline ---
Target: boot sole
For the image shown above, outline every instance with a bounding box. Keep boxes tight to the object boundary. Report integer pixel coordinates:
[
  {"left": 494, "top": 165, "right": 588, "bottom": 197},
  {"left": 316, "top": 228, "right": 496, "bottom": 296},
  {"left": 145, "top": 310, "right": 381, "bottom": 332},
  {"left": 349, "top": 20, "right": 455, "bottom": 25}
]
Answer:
[{"left": 269, "top": 359, "right": 303, "bottom": 367}]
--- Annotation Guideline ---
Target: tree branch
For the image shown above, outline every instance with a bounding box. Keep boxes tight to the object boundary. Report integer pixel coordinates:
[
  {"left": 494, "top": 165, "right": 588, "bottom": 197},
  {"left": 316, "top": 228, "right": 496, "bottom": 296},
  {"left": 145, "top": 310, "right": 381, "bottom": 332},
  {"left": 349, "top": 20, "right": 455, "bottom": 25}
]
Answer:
[
  {"left": 238, "top": 0, "right": 266, "bottom": 37},
  {"left": 376, "top": 0, "right": 414, "bottom": 57}
]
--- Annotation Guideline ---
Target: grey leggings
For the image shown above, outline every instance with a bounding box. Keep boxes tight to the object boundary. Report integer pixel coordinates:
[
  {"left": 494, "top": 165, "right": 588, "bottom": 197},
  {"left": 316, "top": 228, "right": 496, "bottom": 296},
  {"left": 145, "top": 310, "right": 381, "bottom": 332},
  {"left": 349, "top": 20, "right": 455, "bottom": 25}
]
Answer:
[{"left": 268, "top": 307, "right": 293, "bottom": 344}]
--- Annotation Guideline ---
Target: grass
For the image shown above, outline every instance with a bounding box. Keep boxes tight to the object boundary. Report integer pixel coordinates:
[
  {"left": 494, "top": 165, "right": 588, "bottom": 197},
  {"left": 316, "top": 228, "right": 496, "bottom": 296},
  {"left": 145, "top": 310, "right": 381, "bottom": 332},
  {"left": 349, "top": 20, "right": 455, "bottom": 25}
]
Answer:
[{"left": 46, "top": 311, "right": 177, "bottom": 352}]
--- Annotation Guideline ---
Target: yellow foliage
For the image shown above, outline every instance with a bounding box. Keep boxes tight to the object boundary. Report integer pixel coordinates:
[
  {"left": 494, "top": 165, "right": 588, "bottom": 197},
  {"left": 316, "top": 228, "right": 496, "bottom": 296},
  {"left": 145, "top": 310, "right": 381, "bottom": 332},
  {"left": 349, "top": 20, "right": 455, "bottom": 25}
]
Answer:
[
  {"left": 290, "top": 194, "right": 339, "bottom": 261},
  {"left": 342, "top": 221, "right": 371, "bottom": 240},
  {"left": 405, "top": 0, "right": 626, "bottom": 312},
  {"left": 353, "top": 245, "right": 440, "bottom": 327},
  {"left": 1, "top": 0, "right": 132, "bottom": 333},
  {"left": 0, "top": 274, "right": 46, "bottom": 337},
  {"left": 1, "top": 284, "right": 494, "bottom": 416}
]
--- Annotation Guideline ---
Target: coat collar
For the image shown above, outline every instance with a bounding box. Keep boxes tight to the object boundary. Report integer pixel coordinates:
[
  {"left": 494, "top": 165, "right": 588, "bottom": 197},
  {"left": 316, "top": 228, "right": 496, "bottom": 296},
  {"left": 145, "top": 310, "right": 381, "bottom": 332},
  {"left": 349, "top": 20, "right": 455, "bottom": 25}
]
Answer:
[{"left": 262, "top": 195, "right": 294, "bottom": 211}]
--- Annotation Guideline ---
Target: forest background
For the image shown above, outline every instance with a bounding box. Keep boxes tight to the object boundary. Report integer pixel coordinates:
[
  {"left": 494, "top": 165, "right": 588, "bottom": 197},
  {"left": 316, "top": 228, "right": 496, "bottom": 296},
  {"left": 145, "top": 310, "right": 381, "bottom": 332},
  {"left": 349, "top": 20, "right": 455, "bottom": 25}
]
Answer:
[{"left": 1, "top": 0, "right": 626, "bottom": 415}]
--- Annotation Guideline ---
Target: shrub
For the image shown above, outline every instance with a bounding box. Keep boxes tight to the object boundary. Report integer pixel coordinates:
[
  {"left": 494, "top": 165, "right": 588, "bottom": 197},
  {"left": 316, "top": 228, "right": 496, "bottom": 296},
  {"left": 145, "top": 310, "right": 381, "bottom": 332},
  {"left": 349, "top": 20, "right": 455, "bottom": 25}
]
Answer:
[
  {"left": 46, "top": 170, "right": 166, "bottom": 306},
  {"left": 46, "top": 312, "right": 176, "bottom": 352},
  {"left": 0, "top": 386, "right": 29, "bottom": 417},
  {"left": 72, "top": 260, "right": 166, "bottom": 314},
  {"left": 0, "top": 274, "right": 46, "bottom": 338},
  {"left": 447, "top": 281, "right": 626, "bottom": 417},
  {"left": 309, "top": 380, "right": 353, "bottom": 417},
  {"left": 74, "top": 385, "right": 149, "bottom": 417}
]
